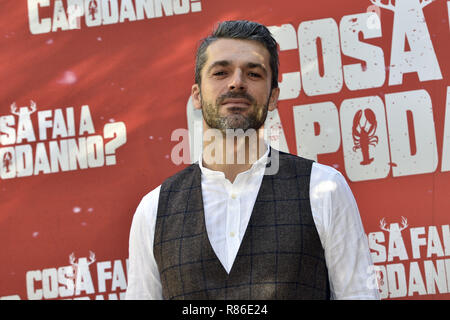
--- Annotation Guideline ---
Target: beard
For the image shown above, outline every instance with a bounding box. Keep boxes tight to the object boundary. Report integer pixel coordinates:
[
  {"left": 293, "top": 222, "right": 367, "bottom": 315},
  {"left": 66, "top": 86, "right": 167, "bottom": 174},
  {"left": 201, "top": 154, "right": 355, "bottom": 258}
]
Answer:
[{"left": 201, "top": 91, "right": 270, "bottom": 133}]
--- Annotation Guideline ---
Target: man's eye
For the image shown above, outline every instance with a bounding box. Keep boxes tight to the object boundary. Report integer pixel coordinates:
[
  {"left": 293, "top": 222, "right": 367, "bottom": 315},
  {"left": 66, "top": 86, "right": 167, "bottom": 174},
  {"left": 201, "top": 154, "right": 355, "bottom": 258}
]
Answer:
[
  {"left": 213, "top": 71, "right": 226, "bottom": 76},
  {"left": 249, "top": 72, "right": 261, "bottom": 78}
]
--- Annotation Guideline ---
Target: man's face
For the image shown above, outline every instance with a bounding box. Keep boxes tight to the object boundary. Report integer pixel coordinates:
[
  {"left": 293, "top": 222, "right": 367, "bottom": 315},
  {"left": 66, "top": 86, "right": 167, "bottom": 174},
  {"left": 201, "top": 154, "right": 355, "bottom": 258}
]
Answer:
[{"left": 192, "top": 39, "right": 279, "bottom": 133}]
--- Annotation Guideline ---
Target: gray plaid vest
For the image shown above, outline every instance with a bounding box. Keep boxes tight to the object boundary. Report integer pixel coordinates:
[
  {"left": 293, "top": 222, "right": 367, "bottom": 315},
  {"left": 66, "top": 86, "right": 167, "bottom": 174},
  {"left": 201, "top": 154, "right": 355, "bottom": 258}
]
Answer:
[{"left": 154, "top": 150, "right": 330, "bottom": 300}]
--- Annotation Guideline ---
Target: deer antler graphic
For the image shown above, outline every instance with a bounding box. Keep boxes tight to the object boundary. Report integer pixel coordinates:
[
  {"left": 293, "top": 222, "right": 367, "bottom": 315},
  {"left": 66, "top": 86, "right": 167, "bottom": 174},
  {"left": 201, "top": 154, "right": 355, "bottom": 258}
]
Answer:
[
  {"left": 29, "top": 100, "right": 36, "bottom": 114},
  {"left": 87, "top": 251, "right": 96, "bottom": 265},
  {"left": 399, "top": 216, "right": 408, "bottom": 231},
  {"left": 370, "top": 0, "right": 435, "bottom": 10},
  {"left": 379, "top": 216, "right": 408, "bottom": 232},
  {"left": 10, "top": 100, "right": 37, "bottom": 115},
  {"left": 370, "top": 0, "right": 395, "bottom": 11},
  {"left": 420, "top": 0, "right": 435, "bottom": 8},
  {"left": 379, "top": 218, "right": 389, "bottom": 232},
  {"left": 69, "top": 252, "right": 76, "bottom": 266},
  {"left": 10, "top": 102, "right": 19, "bottom": 115}
]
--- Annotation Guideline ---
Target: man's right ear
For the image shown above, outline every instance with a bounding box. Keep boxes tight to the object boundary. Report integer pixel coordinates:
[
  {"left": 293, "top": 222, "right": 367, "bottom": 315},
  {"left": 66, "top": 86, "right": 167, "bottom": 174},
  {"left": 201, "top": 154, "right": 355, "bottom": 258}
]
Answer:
[{"left": 191, "top": 84, "right": 202, "bottom": 110}]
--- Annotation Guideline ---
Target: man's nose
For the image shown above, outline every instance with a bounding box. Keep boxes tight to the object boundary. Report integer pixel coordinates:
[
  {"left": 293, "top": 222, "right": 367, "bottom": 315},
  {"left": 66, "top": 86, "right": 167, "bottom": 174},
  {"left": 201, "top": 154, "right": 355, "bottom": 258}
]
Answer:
[{"left": 228, "top": 69, "right": 247, "bottom": 91}]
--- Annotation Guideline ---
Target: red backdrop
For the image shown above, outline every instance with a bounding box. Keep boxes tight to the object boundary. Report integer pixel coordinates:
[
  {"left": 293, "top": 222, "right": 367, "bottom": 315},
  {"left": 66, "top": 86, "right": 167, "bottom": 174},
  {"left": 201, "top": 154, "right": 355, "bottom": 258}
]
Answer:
[{"left": 1, "top": 0, "right": 449, "bottom": 300}]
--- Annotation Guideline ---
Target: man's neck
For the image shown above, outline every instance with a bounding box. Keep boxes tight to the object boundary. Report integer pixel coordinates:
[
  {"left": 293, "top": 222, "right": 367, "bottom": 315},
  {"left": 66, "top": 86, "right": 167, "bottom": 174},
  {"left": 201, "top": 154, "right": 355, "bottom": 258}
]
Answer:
[{"left": 202, "top": 127, "right": 267, "bottom": 183}]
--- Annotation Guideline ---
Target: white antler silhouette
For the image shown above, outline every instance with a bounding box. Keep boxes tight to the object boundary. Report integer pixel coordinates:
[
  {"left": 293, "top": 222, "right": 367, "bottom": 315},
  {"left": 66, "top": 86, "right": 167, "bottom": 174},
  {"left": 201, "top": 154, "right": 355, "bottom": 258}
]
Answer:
[
  {"left": 399, "top": 216, "right": 408, "bottom": 231},
  {"left": 69, "top": 252, "right": 77, "bottom": 267},
  {"left": 420, "top": 0, "right": 435, "bottom": 8},
  {"left": 10, "top": 102, "right": 19, "bottom": 115},
  {"left": 69, "top": 251, "right": 95, "bottom": 265},
  {"left": 379, "top": 217, "right": 409, "bottom": 232},
  {"left": 379, "top": 218, "right": 389, "bottom": 232},
  {"left": 10, "top": 100, "right": 37, "bottom": 115},
  {"left": 371, "top": 0, "right": 435, "bottom": 11},
  {"left": 29, "top": 100, "right": 36, "bottom": 114},
  {"left": 87, "top": 251, "right": 96, "bottom": 265},
  {"left": 370, "top": 0, "right": 395, "bottom": 11}
]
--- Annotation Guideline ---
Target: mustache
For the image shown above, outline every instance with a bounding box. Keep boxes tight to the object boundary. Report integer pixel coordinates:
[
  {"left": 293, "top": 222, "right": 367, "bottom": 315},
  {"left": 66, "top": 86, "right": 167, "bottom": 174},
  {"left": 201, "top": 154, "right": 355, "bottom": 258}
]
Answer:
[{"left": 216, "top": 91, "right": 256, "bottom": 106}]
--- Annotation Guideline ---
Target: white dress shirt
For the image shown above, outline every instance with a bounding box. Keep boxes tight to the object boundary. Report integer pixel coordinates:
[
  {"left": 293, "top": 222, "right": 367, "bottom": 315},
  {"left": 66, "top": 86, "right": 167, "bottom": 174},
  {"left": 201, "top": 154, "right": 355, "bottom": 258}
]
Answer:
[{"left": 125, "top": 147, "right": 380, "bottom": 300}]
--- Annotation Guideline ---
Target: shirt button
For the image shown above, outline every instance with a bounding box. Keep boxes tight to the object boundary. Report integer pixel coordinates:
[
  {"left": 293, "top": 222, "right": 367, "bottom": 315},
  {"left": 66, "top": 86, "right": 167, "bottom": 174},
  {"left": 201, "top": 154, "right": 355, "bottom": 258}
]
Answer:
[
  {"left": 231, "top": 193, "right": 237, "bottom": 199},
  {"left": 230, "top": 232, "right": 235, "bottom": 237}
]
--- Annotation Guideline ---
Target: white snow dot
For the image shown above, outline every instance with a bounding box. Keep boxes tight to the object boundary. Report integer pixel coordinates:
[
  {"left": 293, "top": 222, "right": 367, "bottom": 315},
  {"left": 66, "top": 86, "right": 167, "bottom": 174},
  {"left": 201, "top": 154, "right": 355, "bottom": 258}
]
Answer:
[{"left": 57, "top": 70, "right": 77, "bottom": 85}]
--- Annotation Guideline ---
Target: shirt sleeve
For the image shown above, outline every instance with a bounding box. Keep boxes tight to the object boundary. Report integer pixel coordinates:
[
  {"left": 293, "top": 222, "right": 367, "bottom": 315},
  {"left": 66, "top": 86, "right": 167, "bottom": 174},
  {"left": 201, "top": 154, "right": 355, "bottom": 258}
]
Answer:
[
  {"left": 125, "top": 186, "right": 163, "bottom": 300},
  {"left": 310, "top": 163, "right": 380, "bottom": 300}
]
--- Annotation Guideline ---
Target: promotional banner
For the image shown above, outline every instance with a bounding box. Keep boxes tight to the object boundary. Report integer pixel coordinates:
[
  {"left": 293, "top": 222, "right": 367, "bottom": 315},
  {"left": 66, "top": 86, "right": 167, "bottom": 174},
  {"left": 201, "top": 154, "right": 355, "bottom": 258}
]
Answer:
[{"left": 1, "top": 0, "right": 449, "bottom": 300}]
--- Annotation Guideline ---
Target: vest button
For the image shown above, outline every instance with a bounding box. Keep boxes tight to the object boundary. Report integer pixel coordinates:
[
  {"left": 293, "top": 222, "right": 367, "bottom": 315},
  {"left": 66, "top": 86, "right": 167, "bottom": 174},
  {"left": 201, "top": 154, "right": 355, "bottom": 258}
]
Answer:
[{"left": 231, "top": 193, "right": 237, "bottom": 199}]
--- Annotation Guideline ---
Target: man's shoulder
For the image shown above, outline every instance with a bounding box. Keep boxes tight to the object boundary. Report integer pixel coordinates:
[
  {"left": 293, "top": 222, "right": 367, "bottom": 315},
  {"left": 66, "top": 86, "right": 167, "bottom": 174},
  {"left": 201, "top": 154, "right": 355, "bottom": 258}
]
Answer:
[
  {"left": 310, "top": 162, "right": 352, "bottom": 200},
  {"left": 139, "top": 184, "right": 161, "bottom": 208},
  {"left": 311, "top": 161, "right": 342, "bottom": 178}
]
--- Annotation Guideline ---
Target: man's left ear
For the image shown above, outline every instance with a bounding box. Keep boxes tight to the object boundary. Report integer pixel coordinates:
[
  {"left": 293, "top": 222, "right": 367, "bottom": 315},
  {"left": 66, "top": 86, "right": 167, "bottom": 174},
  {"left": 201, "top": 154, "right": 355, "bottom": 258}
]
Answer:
[{"left": 268, "top": 87, "right": 280, "bottom": 112}]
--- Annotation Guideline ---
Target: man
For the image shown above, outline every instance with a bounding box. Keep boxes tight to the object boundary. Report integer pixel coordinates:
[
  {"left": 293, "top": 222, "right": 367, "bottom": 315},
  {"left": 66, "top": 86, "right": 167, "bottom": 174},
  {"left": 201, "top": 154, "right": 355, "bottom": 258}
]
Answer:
[{"left": 125, "top": 20, "right": 380, "bottom": 300}]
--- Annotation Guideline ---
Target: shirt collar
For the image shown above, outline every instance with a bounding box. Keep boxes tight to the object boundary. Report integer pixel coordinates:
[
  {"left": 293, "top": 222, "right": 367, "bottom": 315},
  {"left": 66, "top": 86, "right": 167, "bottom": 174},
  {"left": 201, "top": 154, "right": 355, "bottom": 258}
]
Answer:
[{"left": 198, "top": 142, "right": 270, "bottom": 177}]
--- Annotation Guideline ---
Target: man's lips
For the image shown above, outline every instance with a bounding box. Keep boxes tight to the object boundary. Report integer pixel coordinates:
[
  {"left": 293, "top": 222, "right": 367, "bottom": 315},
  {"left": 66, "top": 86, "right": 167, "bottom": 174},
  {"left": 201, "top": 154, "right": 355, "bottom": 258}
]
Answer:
[{"left": 221, "top": 98, "right": 251, "bottom": 108}]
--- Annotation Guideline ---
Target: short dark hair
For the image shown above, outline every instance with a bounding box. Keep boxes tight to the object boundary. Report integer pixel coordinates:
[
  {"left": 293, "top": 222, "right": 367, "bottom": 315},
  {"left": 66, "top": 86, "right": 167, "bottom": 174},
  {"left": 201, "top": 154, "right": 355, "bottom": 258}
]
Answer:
[{"left": 195, "top": 20, "right": 279, "bottom": 90}]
